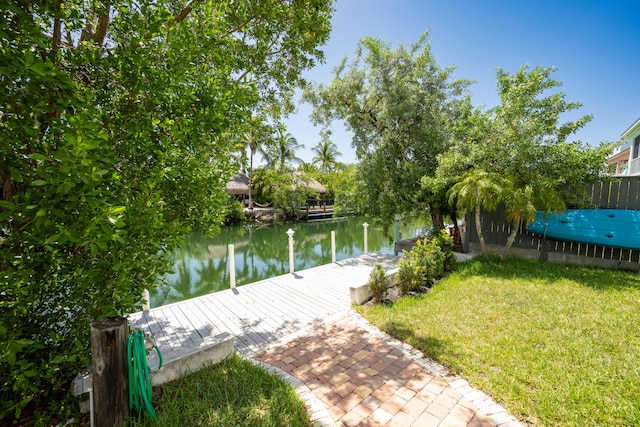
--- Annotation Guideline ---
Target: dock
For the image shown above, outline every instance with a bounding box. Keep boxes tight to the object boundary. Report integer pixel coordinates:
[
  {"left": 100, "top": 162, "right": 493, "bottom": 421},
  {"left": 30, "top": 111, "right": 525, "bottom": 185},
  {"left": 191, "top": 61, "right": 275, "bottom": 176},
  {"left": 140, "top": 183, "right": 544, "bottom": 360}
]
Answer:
[{"left": 128, "top": 253, "right": 400, "bottom": 364}]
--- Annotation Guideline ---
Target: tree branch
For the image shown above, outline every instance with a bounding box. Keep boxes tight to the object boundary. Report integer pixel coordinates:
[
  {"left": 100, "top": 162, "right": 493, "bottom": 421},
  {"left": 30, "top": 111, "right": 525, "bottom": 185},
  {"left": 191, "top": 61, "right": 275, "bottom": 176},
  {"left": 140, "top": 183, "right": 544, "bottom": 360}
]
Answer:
[
  {"left": 165, "top": 0, "right": 203, "bottom": 28},
  {"left": 93, "top": 1, "right": 111, "bottom": 48},
  {"left": 52, "top": 0, "right": 62, "bottom": 59}
]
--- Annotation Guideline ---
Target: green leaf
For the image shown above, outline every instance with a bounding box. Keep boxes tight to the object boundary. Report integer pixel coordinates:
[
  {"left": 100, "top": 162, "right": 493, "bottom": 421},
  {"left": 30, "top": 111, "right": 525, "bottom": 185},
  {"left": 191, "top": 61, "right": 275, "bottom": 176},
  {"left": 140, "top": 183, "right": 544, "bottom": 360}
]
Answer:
[
  {"left": 31, "top": 180, "right": 48, "bottom": 186},
  {"left": 0, "top": 200, "right": 14, "bottom": 210},
  {"left": 29, "top": 153, "right": 47, "bottom": 161}
]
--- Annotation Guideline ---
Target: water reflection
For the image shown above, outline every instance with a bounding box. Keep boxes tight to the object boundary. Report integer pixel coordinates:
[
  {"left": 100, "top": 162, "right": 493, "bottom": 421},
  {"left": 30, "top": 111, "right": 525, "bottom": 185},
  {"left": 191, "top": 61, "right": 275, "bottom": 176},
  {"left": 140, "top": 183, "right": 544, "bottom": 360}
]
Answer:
[{"left": 152, "top": 217, "right": 427, "bottom": 307}]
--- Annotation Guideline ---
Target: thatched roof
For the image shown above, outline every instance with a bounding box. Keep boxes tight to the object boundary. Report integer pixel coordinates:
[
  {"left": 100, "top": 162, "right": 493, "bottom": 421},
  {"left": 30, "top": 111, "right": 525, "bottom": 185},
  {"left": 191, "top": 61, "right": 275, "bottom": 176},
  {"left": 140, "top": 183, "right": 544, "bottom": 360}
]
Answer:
[
  {"left": 293, "top": 171, "right": 328, "bottom": 194},
  {"left": 226, "top": 171, "right": 327, "bottom": 196},
  {"left": 225, "top": 173, "right": 252, "bottom": 195}
]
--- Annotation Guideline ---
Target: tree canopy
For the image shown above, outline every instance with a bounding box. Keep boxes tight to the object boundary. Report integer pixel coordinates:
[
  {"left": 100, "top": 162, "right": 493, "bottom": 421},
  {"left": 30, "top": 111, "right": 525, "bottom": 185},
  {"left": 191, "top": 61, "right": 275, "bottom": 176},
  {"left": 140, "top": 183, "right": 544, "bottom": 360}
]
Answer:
[
  {"left": 434, "top": 65, "right": 613, "bottom": 261},
  {"left": 0, "top": 0, "right": 333, "bottom": 420},
  {"left": 303, "top": 31, "right": 471, "bottom": 229}
]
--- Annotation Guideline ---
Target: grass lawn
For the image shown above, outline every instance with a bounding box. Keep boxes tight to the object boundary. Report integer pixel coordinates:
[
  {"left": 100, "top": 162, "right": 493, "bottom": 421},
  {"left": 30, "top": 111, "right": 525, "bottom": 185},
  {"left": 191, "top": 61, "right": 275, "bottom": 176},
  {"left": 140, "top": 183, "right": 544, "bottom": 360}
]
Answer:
[
  {"left": 356, "top": 256, "right": 640, "bottom": 426},
  {"left": 128, "top": 354, "right": 311, "bottom": 427}
]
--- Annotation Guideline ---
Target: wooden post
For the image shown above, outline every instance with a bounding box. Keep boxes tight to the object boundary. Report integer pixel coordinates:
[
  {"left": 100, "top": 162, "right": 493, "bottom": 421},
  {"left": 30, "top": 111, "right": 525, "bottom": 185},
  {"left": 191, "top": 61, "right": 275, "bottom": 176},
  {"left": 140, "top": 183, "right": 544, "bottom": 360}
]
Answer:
[
  {"left": 91, "top": 316, "right": 129, "bottom": 427},
  {"left": 363, "top": 222, "right": 369, "bottom": 254},
  {"left": 228, "top": 244, "right": 236, "bottom": 288},
  {"left": 142, "top": 289, "right": 150, "bottom": 311},
  {"left": 286, "top": 228, "right": 295, "bottom": 273},
  {"left": 331, "top": 231, "right": 336, "bottom": 263}
]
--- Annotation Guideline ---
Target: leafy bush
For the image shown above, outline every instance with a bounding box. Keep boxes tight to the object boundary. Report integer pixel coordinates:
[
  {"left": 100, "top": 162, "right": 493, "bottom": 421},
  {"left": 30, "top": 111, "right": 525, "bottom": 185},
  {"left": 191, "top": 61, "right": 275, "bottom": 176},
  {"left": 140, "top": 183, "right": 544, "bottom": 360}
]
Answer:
[
  {"left": 253, "top": 169, "right": 317, "bottom": 220},
  {"left": 429, "top": 228, "right": 457, "bottom": 272},
  {"left": 367, "top": 264, "right": 389, "bottom": 303},
  {"left": 0, "top": 1, "right": 333, "bottom": 422},
  {"left": 396, "top": 230, "right": 456, "bottom": 294},
  {"left": 224, "top": 196, "right": 249, "bottom": 226},
  {"left": 397, "top": 256, "right": 419, "bottom": 296}
]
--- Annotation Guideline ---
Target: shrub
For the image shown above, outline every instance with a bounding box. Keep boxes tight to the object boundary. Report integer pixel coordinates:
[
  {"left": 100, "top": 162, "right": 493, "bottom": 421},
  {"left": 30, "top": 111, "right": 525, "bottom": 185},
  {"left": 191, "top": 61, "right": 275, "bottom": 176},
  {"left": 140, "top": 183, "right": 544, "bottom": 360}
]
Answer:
[
  {"left": 430, "top": 229, "right": 457, "bottom": 272},
  {"left": 397, "top": 256, "right": 420, "bottom": 295},
  {"left": 396, "top": 230, "right": 457, "bottom": 294},
  {"left": 367, "top": 264, "right": 389, "bottom": 303}
]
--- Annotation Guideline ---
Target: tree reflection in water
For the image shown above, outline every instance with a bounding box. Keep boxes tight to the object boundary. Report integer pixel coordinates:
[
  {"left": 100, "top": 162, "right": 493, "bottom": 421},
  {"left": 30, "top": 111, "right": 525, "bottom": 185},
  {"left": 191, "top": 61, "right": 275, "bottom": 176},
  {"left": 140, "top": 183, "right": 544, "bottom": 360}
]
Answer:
[{"left": 152, "top": 216, "right": 428, "bottom": 307}]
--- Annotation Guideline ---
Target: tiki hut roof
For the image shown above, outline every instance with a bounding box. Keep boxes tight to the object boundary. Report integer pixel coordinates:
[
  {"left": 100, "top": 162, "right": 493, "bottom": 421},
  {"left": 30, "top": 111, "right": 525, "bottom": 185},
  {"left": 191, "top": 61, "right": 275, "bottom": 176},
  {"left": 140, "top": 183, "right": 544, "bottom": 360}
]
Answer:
[
  {"left": 225, "top": 173, "right": 252, "bottom": 195},
  {"left": 225, "top": 171, "right": 327, "bottom": 196},
  {"left": 293, "top": 171, "right": 328, "bottom": 194}
]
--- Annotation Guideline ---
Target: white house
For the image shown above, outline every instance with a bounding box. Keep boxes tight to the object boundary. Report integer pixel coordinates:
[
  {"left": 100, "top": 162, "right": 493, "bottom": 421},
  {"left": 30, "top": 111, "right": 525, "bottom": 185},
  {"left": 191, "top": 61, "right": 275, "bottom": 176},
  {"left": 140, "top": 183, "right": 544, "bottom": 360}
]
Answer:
[{"left": 614, "top": 117, "right": 640, "bottom": 176}]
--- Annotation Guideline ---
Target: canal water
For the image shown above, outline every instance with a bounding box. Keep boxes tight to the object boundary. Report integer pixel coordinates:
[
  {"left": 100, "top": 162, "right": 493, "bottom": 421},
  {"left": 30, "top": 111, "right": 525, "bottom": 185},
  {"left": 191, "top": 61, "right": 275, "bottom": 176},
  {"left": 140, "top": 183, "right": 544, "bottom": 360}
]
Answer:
[{"left": 151, "top": 216, "right": 428, "bottom": 307}]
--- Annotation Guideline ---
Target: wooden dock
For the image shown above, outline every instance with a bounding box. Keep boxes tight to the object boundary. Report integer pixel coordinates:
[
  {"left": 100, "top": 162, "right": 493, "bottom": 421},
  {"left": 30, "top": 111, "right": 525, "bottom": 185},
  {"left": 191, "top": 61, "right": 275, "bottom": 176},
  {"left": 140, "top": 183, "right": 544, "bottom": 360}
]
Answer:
[{"left": 128, "top": 253, "right": 399, "bottom": 359}]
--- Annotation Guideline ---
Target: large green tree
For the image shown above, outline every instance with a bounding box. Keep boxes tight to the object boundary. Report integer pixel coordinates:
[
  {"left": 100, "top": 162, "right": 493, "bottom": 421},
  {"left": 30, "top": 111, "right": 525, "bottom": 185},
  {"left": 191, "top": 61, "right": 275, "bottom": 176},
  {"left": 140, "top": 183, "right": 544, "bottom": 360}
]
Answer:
[
  {"left": 303, "top": 31, "right": 471, "bottom": 229},
  {"left": 433, "top": 65, "right": 613, "bottom": 260},
  {"left": 0, "top": 0, "right": 333, "bottom": 421}
]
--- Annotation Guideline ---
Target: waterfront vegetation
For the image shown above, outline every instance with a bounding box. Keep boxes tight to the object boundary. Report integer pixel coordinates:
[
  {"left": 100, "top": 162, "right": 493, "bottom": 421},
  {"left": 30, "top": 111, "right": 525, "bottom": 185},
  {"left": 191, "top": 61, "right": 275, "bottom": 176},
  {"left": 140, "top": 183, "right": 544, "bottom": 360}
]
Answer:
[
  {"left": 357, "top": 256, "right": 640, "bottom": 427},
  {"left": 1, "top": 1, "right": 618, "bottom": 423},
  {"left": 129, "top": 354, "right": 311, "bottom": 427}
]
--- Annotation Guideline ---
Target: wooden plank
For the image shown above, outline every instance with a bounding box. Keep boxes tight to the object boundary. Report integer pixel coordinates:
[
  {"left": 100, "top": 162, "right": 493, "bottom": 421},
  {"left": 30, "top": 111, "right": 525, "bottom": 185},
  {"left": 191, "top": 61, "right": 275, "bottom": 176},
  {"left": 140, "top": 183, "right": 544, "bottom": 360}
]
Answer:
[
  {"left": 223, "top": 290, "right": 294, "bottom": 334},
  {"left": 607, "top": 180, "right": 620, "bottom": 208},
  {"left": 590, "top": 182, "right": 602, "bottom": 207},
  {"left": 628, "top": 178, "right": 640, "bottom": 210},
  {"left": 152, "top": 306, "right": 195, "bottom": 350},
  {"left": 599, "top": 182, "right": 612, "bottom": 208},
  {"left": 201, "top": 292, "right": 266, "bottom": 348},
  {"left": 190, "top": 299, "right": 251, "bottom": 353},
  {"left": 239, "top": 281, "right": 326, "bottom": 329},
  {"left": 202, "top": 291, "right": 267, "bottom": 346},
  {"left": 618, "top": 179, "right": 630, "bottom": 210},
  {"left": 143, "top": 308, "right": 184, "bottom": 351},
  {"left": 176, "top": 300, "right": 226, "bottom": 339},
  {"left": 171, "top": 301, "right": 216, "bottom": 342}
]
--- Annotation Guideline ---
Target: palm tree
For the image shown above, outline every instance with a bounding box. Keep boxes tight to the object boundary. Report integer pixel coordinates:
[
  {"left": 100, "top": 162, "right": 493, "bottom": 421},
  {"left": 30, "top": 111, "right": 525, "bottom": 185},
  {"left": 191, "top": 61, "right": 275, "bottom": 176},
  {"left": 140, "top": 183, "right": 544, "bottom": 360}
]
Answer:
[
  {"left": 236, "top": 119, "right": 271, "bottom": 209},
  {"left": 501, "top": 178, "right": 565, "bottom": 262},
  {"left": 311, "top": 139, "right": 341, "bottom": 174},
  {"left": 448, "top": 169, "right": 505, "bottom": 263},
  {"left": 263, "top": 127, "right": 304, "bottom": 172}
]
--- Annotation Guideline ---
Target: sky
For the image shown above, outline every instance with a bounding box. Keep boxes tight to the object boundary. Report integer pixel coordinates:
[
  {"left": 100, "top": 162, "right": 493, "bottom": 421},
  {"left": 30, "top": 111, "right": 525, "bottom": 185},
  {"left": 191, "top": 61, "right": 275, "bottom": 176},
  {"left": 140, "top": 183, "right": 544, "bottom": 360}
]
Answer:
[{"left": 274, "top": 0, "right": 640, "bottom": 166}]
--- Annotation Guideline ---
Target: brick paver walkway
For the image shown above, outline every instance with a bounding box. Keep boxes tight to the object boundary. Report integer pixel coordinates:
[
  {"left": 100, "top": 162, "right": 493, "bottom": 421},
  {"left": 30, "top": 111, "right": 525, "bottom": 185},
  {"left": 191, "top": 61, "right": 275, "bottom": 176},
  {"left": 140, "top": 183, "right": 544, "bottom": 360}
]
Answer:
[{"left": 254, "top": 312, "right": 523, "bottom": 427}]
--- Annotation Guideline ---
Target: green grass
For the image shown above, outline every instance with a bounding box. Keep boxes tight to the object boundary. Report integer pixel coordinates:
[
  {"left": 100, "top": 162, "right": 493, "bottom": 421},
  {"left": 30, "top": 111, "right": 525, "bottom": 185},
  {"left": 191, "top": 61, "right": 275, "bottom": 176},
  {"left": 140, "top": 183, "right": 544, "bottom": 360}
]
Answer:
[
  {"left": 356, "top": 256, "right": 640, "bottom": 426},
  {"left": 128, "top": 354, "right": 312, "bottom": 427}
]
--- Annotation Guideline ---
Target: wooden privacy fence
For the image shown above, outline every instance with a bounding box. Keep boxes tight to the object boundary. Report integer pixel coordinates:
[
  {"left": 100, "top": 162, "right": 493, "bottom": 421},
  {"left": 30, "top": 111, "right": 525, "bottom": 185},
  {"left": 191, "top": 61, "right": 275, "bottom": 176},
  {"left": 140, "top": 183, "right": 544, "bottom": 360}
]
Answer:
[{"left": 466, "top": 177, "right": 640, "bottom": 268}]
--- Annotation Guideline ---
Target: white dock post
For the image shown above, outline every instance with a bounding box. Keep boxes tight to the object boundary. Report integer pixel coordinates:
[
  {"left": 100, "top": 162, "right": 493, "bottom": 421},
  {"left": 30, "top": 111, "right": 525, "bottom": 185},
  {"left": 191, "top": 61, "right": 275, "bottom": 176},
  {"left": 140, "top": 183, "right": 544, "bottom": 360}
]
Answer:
[
  {"left": 286, "top": 228, "right": 295, "bottom": 273},
  {"left": 331, "top": 231, "right": 336, "bottom": 263},
  {"left": 394, "top": 214, "right": 401, "bottom": 256},
  {"left": 363, "top": 222, "right": 369, "bottom": 254},
  {"left": 142, "top": 289, "right": 150, "bottom": 311},
  {"left": 228, "top": 244, "right": 236, "bottom": 288}
]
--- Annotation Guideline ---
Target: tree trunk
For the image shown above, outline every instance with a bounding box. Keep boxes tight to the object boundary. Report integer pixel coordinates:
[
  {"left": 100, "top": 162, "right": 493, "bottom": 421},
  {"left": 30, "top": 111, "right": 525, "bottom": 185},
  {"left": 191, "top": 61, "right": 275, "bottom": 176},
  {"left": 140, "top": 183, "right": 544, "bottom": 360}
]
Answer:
[
  {"left": 475, "top": 207, "right": 491, "bottom": 263},
  {"left": 501, "top": 219, "right": 520, "bottom": 262},
  {"left": 430, "top": 210, "right": 445, "bottom": 230},
  {"left": 451, "top": 210, "right": 462, "bottom": 248},
  {"left": 91, "top": 316, "right": 129, "bottom": 427}
]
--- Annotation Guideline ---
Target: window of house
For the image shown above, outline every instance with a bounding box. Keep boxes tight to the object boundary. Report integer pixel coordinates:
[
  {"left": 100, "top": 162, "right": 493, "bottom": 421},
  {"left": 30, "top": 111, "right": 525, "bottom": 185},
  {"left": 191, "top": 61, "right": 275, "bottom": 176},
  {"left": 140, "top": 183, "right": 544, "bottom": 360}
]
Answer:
[{"left": 634, "top": 135, "right": 640, "bottom": 159}]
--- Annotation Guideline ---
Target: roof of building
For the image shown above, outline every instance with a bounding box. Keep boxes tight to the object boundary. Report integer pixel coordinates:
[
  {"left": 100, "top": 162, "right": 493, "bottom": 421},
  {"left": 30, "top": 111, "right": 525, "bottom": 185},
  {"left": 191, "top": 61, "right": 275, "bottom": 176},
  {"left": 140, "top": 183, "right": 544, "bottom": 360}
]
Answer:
[{"left": 621, "top": 117, "right": 640, "bottom": 139}]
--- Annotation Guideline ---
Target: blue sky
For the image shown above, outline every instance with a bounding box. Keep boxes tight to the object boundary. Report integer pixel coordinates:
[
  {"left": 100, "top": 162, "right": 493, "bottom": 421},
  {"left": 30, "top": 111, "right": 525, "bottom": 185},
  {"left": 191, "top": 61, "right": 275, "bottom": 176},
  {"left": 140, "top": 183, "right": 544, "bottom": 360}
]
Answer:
[{"left": 276, "top": 0, "right": 639, "bottom": 166}]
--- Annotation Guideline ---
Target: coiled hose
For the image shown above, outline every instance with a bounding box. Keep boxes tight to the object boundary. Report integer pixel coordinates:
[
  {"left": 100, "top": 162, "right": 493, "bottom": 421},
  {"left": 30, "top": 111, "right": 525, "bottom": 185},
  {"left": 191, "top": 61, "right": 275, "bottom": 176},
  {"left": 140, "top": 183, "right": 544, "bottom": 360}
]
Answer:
[{"left": 128, "top": 330, "right": 162, "bottom": 420}]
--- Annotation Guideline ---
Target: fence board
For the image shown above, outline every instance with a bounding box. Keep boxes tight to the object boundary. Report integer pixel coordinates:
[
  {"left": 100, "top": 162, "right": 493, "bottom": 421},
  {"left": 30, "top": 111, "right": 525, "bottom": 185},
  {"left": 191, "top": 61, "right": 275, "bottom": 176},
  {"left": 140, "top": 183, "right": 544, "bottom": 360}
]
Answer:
[
  {"left": 618, "top": 179, "right": 630, "bottom": 209},
  {"left": 599, "top": 182, "right": 611, "bottom": 208},
  {"left": 607, "top": 181, "right": 620, "bottom": 208},
  {"left": 466, "top": 176, "right": 640, "bottom": 269},
  {"left": 591, "top": 182, "right": 603, "bottom": 207},
  {"left": 627, "top": 178, "right": 640, "bottom": 210}
]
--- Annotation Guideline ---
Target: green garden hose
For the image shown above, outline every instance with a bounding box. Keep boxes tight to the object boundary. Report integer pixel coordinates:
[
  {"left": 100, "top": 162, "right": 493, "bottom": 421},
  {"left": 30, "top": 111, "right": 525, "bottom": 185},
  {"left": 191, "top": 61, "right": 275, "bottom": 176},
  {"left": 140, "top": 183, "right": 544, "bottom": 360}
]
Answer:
[{"left": 128, "top": 330, "right": 162, "bottom": 420}]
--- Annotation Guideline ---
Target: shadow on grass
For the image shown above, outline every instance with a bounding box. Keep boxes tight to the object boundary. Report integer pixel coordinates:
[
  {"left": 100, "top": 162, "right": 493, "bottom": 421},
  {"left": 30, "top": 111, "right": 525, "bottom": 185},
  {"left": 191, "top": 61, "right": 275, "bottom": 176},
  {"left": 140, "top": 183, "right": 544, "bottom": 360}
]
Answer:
[{"left": 452, "top": 255, "right": 640, "bottom": 291}]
